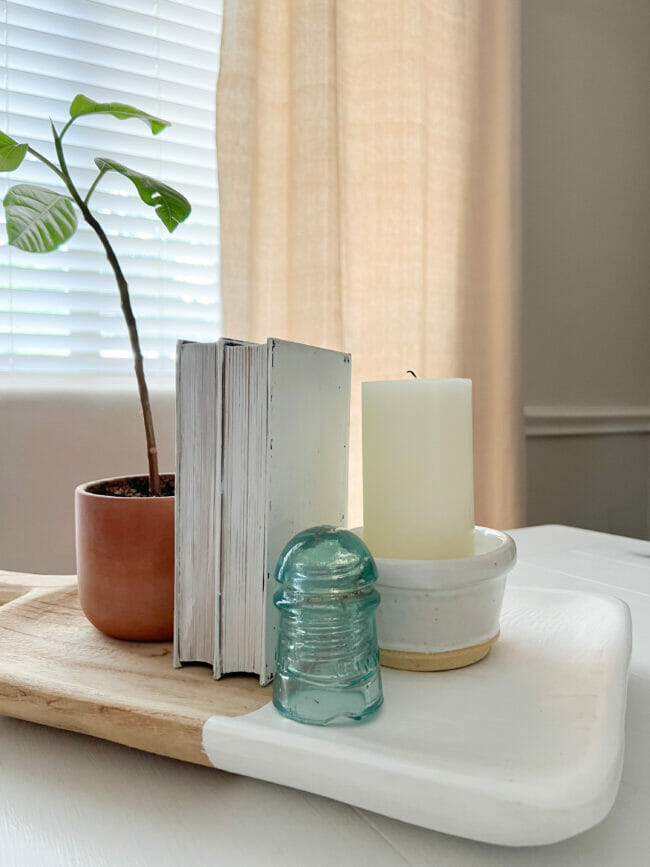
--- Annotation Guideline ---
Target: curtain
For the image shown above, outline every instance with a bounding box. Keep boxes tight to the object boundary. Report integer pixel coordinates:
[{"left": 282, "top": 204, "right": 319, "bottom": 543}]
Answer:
[{"left": 216, "top": 0, "right": 524, "bottom": 530}]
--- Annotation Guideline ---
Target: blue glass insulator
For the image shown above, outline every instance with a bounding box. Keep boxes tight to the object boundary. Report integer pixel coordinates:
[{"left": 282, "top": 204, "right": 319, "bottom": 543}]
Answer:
[{"left": 273, "top": 525, "right": 383, "bottom": 725}]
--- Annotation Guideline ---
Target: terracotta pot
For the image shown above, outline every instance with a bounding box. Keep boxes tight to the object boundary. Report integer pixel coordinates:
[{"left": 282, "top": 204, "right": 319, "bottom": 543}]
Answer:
[{"left": 75, "top": 474, "right": 175, "bottom": 641}]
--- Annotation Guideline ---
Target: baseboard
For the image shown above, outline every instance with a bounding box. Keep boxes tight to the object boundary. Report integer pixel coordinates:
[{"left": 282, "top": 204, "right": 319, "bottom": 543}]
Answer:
[{"left": 525, "top": 405, "right": 650, "bottom": 437}]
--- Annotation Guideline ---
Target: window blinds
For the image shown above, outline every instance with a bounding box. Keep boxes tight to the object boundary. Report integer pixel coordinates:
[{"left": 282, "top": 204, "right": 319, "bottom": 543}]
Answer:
[{"left": 0, "top": 0, "right": 222, "bottom": 376}]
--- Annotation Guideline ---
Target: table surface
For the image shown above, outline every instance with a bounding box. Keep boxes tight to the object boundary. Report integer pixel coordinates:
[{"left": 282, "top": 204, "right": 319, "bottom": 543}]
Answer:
[{"left": 1, "top": 525, "right": 649, "bottom": 867}]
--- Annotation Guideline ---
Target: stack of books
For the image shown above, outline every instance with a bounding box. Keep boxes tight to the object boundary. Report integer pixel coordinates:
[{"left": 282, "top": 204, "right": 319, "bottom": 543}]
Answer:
[{"left": 174, "top": 337, "right": 351, "bottom": 685}]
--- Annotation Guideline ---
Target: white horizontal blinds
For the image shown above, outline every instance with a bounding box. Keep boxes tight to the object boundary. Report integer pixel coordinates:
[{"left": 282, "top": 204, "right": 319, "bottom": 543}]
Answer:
[{"left": 0, "top": 0, "right": 222, "bottom": 375}]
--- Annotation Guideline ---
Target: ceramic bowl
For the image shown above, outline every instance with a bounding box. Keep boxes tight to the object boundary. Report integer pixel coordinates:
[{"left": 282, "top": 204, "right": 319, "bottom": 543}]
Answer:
[{"left": 354, "top": 526, "right": 517, "bottom": 670}]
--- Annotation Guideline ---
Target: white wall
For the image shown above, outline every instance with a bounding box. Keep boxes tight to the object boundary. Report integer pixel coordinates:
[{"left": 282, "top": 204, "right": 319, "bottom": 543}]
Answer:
[
  {"left": 522, "top": 0, "right": 650, "bottom": 539},
  {"left": 0, "top": 388, "right": 175, "bottom": 573}
]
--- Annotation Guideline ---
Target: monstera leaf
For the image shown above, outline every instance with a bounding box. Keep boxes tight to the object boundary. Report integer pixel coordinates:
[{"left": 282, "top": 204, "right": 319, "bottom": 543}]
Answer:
[
  {"left": 0, "top": 132, "right": 28, "bottom": 172},
  {"left": 3, "top": 184, "right": 77, "bottom": 253},
  {"left": 70, "top": 95, "right": 170, "bottom": 135},
  {"left": 95, "top": 158, "right": 190, "bottom": 232}
]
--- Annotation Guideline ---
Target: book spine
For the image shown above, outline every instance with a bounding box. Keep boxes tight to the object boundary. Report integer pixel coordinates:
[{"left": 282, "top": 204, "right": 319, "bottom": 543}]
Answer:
[
  {"left": 173, "top": 340, "right": 185, "bottom": 668},
  {"left": 212, "top": 341, "right": 225, "bottom": 679}
]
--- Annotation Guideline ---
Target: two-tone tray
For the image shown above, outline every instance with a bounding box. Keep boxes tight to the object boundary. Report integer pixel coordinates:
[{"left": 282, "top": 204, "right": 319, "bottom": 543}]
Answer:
[{"left": 0, "top": 570, "right": 631, "bottom": 846}]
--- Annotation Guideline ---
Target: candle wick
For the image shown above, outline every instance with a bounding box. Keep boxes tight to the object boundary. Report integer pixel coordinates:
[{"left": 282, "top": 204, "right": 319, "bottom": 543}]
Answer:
[{"left": 406, "top": 370, "right": 417, "bottom": 378}]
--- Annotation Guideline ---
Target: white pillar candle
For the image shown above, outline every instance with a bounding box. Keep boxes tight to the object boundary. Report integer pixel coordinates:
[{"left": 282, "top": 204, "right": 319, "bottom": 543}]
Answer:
[{"left": 362, "top": 378, "right": 475, "bottom": 560}]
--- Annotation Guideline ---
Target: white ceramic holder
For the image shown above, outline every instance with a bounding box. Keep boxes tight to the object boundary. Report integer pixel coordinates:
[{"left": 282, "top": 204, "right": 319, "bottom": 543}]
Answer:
[{"left": 355, "top": 526, "right": 517, "bottom": 671}]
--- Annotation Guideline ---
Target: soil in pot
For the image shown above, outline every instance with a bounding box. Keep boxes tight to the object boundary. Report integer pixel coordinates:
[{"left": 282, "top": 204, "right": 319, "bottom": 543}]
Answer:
[{"left": 86, "top": 475, "right": 175, "bottom": 498}]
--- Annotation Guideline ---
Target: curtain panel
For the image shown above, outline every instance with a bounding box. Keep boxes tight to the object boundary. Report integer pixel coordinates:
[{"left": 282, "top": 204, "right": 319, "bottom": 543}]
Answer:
[{"left": 216, "top": 0, "right": 524, "bottom": 529}]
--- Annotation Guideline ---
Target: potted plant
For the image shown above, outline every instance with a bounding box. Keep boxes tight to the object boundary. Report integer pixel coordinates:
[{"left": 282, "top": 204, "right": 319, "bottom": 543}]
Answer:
[{"left": 0, "top": 95, "right": 191, "bottom": 640}]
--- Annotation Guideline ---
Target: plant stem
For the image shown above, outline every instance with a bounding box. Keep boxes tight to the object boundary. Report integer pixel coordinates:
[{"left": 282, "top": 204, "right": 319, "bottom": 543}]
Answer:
[
  {"left": 84, "top": 168, "right": 107, "bottom": 205},
  {"left": 78, "top": 201, "right": 161, "bottom": 496},
  {"left": 52, "top": 127, "right": 161, "bottom": 496},
  {"left": 59, "top": 118, "right": 75, "bottom": 140},
  {"left": 26, "top": 146, "right": 66, "bottom": 181}
]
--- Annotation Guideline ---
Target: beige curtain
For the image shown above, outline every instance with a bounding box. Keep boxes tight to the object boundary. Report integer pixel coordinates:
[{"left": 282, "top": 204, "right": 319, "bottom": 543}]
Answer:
[{"left": 216, "top": 0, "right": 524, "bottom": 529}]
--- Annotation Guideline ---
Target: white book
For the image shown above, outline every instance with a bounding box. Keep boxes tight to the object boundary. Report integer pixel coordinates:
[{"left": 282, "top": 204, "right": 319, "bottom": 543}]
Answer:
[{"left": 174, "top": 338, "right": 351, "bottom": 685}]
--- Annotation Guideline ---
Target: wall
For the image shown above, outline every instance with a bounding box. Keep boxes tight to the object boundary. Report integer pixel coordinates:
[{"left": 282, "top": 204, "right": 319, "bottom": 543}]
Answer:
[
  {"left": 0, "top": 388, "right": 175, "bottom": 573},
  {"left": 521, "top": 0, "right": 650, "bottom": 539}
]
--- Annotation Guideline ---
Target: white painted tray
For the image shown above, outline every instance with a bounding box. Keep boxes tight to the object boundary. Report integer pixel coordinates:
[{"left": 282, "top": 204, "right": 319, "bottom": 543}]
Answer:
[{"left": 203, "top": 587, "right": 631, "bottom": 846}]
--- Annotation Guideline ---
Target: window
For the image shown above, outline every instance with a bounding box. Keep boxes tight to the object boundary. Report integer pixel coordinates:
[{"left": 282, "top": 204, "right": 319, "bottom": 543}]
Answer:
[{"left": 0, "top": 0, "right": 222, "bottom": 377}]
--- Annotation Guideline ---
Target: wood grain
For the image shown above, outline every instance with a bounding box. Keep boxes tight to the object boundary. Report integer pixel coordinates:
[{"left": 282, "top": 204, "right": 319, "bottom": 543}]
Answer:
[
  {"left": 0, "top": 572, "right": 272, "bottom": 766},
  {"left": 0, "top": 569, "right": 76, "bottom": 605}
]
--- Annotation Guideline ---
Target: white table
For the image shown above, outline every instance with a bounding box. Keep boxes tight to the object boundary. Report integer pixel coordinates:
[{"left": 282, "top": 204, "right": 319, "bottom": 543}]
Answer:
[{"left": 1, "top": 525, "right": 649, "bottom": 866}]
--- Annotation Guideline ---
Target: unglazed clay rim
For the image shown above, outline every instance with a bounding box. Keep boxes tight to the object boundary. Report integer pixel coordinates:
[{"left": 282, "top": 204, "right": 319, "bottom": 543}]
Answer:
[
  {"left": 379, "top": 632, "right": 500, "bottom": 671},
  {"left": 76, "top": 473, "right": 175, "bottom": 499}
]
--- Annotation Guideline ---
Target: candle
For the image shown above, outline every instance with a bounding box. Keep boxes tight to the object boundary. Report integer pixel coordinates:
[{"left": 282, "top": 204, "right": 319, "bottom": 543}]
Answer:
[{"left": 362, "top": 378, "right": 475, "bottom": 560}]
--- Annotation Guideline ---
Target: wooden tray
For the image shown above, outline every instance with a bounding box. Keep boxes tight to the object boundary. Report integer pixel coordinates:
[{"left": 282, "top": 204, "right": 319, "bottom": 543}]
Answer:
[
  {"left": 0, "top": 571, "right": 270, "bottom": 766},
  {"left": 0, "top": 571, "right": 632, "bottom": 846}
]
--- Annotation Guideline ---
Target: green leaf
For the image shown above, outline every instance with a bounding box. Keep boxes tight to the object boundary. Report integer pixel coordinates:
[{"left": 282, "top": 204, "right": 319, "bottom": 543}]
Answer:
[
  {"left": 0, "top": 132, "right": 28, "bottom": 172},
  {"left": 3, "top": 184, "right": 77, "bottom": 253},
  {"left": 70, "top": 94, "right": 170, "bottom": 135},
  {"left": 94, "top": 158, "right": 191, "bottom": 232}
]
